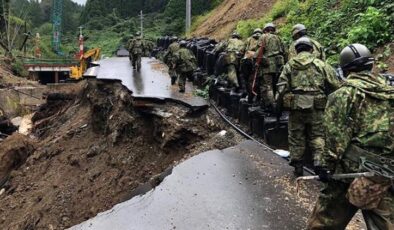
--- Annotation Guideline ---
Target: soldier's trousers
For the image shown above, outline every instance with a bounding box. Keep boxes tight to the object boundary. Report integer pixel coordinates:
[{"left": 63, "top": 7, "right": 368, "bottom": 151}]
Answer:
[
  {"left": 178, "top": 71, "right": 193, "bottom": 91},
  {"left": 227, "top": 64, "right": 239, "bottom": 88},
  {"left": 288, "top": 109, "right": 325, "bottom": 164},
  {"left": 169, "top": 68, "right": 178, "bottom": 84},
  {"left": 307, "top": 181, "right": 394, "bottom": 230},
  {"left": 260, "top": 73, "right": 277, "bottom": 108},
  {"left": 132, "top": 54, "right": 142, "bottom": 70}
]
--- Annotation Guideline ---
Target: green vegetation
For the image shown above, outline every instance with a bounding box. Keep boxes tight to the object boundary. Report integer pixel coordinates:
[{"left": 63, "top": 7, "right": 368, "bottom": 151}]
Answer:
[
  {"left": 79, "top": 0, "right": 221, "bottom": 55},
  {"left": 236, "top": 0, "right": 393, "bottom": 63}
]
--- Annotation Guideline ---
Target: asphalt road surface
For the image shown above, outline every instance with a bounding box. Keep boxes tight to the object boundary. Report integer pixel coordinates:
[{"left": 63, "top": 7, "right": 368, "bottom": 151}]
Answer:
[
  {"left": 96, "top": 57, "right": 208, "bottom": 110},
  {"left": 71, "top": 141, "right": 310, "bottom": 230}
]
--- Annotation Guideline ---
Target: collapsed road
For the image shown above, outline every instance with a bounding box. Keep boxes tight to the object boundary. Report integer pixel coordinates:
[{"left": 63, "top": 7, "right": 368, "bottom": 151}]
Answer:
[
  {"left": 0, "top": 57, "right": 365, "bottom": 229},
  {"left": 72, "top": 141, "right": 311, "bottom": 230}
]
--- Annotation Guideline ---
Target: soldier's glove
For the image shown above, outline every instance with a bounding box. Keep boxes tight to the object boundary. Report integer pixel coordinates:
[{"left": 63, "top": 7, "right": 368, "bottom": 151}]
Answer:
[{"left": 314, "top": 166, "right": 332, "bottom": 183}]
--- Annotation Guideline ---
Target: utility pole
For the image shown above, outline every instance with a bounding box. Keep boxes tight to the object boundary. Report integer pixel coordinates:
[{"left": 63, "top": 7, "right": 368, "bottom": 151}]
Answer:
[
  {"left": 140, "top": 10, "right": 143, "bottom": 38},
  {"left": 186, "top": 0, "right": 191, "bottom": 33},
  {"left": 78, "top": 26, "right": 84, "bottom": 58}
]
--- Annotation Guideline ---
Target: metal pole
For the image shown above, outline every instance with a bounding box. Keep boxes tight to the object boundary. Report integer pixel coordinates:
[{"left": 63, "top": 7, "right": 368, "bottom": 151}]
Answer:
[
  {"left": 186, "top": 0, "right": 191, "bottom": 33},
  {"left": 140, "top": 10, "right": 143, "bottom": 38}
]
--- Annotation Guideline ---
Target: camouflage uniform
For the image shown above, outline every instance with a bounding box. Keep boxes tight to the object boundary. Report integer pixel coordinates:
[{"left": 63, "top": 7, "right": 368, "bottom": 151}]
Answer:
[
  {"left": 126, "top": 37, "right": 134, "bottom": 61},
  {"left": 256, "top": 32, "right": 287, "bottom": 108},
  {"left": 288, "top": 37, "right": 326, "bottom": 61},
  {"left": 245, "top": 33, "right": 261, "bottom": 52},
  {"left": 144, "top": 40, "right": 155, "bottom": 57},
  {"left": 174, "top": 47, "right": 197, "bottom": 92},
  {"left": 243, "top": 33, "right": 262, "bottom": 102},
  {"left": 276, "top": 51, "right": 340, "bottom": 166},
  {"left": 215, "top": 38, "right": 245, "bottom": 88},
  {"left": 163, "top": 41, "right": 180, "bottom": 84},
  {"left": 308, "top": 71, "right": 394, "bottom": 230},
  {"left": 128, "top": 37, "right": 145, "bottom": 71}
]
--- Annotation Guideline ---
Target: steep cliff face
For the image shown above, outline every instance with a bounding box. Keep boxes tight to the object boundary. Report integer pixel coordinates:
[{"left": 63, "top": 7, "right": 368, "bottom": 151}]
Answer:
[{"left": 191, "top": 0, "right": 277, "bottom": 40}]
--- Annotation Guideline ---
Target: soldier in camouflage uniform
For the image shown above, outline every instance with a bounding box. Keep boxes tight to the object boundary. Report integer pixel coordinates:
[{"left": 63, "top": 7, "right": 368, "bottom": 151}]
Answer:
[
  {"left": 245, "top": 28, "right": 263, "bottom": 52},
  {"left": 215, "top": 32, "right": 246, "bottom": 90},
  {"left": 174, "top": 40, "right": 197, "bottom": 93},
  {"left": 256, "top": 23, "right": 287, "bottom": 111},
  {"left": 126, "top": 35, "right": 134, "bottom": 61},
  {"left": 242, "top": 28, "right": 263, "bottom": 101},
  {"left": 163, "top": 36, "right": 180, "bottom": 85},
  {"left": 308, "top": 44, "right": 394, "bottom": 230},
  {"left": 288, "top": 24, "right": 326, "bottom": 61},
  {"left": 276, "top": 37, "right": 340, "bottom": 176},
  {"left": 128, "top": 32, "right": 145, "bottom": 72}
]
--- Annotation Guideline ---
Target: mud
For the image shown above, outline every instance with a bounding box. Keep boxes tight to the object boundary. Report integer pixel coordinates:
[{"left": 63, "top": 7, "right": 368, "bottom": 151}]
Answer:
[{"left": 0, "top": 79, "right": 242, "bottom": 229}]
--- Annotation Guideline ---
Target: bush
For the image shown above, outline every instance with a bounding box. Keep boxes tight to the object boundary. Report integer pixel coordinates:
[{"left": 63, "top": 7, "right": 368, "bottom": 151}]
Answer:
[
  {"left": 11, "top": 59, "right": 29, "bottom": 77},
  {"left": 236, "top": 0, "right": 393, "bottom": 63},
  {"left": 345, "top": 7, "right": 391, "bottom": 48}
]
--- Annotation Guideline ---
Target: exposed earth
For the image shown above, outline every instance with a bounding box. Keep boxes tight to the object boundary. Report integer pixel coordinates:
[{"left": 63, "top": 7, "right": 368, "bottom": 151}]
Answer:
[
  {"left": 0, "top": 79, "right": 244, "bottom": 229},
  {"left": 191, "top": 0, "right": 278, "bottom": 40}
]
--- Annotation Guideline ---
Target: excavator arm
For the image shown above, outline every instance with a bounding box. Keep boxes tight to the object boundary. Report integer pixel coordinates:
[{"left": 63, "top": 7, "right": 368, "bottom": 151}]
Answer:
[{"left": 70, "top": 48, "right": 101, "bottom": 80}]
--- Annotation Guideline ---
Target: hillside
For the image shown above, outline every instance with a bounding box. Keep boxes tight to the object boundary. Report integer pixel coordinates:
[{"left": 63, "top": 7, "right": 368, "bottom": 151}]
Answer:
[{"left": 191, "top": 0, "right": 277, "bottom": 40}]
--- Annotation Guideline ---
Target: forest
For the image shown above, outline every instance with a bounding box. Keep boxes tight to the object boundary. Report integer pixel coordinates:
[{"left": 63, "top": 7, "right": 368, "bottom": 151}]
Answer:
[{"left": 0, "top": 0, "right": 220, "bottom": 58}]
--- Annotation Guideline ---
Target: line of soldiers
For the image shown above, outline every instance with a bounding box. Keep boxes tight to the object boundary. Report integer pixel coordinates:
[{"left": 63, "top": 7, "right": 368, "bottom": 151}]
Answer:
[
  {"left": 160, "top": 22, "right": 393, "bottom": 229},
  {"left": 127, "top": 32, "right": 155, "bottom": 72},
  {"left": 163, "top": 37, "right": 197, "bottom": 93}
]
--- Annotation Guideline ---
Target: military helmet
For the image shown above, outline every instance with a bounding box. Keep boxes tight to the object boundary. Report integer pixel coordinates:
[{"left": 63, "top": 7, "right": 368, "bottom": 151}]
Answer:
[
  {"left": 340, "top": 44, "right": 374, "bottom": 72},
  {"left": 231, "top": 32, "right": 241, "bottom": 39},
  {"left": 253, "top": 28, "right": 263, "bottom": 35},
  {"left": 179, "top": 40, "right": 188, "bottom": 47},
  {"left": 292, "top": 24, "right": 307, "bottom": 39},
  {"left": 263, "top": 23, "right": 276, "bottom": 32},
  {"left": 135, "top": 31, "right": 141, "bottom": 36},
  {"left": 295, "top": 37, "right": 313, "bottom": 49}
]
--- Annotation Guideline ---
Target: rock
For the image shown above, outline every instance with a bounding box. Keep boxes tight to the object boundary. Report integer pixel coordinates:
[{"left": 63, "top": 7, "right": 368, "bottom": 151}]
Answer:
[
  {"left": 86, "top": 145, "right": 101, "bottom": 158},
  {"left": 10, "top": 117, "right": 22, "bottom": 127},
  {"left": 18, "top": 114, "right": 34, "bottom": 135}
]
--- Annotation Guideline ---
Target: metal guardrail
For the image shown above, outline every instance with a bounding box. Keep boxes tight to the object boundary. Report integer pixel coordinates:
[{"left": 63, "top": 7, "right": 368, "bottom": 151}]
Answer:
[{"left": 22, "top": 58, "right": 78, "bottom": 66}]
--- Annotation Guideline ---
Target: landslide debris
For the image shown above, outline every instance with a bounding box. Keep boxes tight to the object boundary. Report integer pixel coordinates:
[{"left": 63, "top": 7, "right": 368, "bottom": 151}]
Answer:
[
  {"left": 191, "top": 0, "right": 277, "bottom": 40},
  {"left": 0, "top": 79, "right": 242, "bottom": 229}
]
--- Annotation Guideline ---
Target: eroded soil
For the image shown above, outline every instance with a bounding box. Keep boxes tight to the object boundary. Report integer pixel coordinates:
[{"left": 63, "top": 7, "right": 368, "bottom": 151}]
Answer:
[{"left": 0, "top": 79, "right": 243, "bottom": 229}]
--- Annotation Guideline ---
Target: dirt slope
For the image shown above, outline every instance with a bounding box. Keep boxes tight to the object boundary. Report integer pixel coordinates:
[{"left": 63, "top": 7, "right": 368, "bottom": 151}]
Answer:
[
  {"left": 0, "top": 79, "right": 242, "bottom": 229},
  {"left": 191, "top": 0, "right": 277, "bottom": 40}
]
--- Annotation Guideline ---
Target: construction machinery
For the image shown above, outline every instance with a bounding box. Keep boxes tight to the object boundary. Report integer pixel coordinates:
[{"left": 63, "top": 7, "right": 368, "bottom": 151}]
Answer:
[{"left": 70, "top": 48, "right": 101, "bottom": 80}]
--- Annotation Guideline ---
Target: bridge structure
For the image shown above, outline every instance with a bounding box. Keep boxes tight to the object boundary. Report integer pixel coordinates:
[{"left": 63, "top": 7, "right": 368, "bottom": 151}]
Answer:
[{"left": 23, "top": 58, "right": 78, "bottom": 84}]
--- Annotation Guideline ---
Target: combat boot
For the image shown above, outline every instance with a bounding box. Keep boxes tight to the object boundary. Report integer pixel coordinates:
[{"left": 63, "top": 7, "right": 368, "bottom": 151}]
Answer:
[
  {"left": 294, "top": 163, "right": 304, "bottom": 177},
  {"left": 289, "top": 160, "right": 304, "bottom": 177}
]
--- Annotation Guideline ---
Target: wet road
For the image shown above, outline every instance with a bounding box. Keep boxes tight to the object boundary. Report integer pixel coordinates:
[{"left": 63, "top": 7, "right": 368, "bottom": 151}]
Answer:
[
  {"left": 96, "top": 57, "right": 208, "bottom": 109},
  {"left": 71, "top": 141, "right": 309, "bottom": 230}
]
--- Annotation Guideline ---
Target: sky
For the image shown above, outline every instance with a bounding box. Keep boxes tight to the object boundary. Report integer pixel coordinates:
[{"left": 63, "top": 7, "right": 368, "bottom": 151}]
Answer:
[{"left": 72, "top": 0, "right": 87, "bottom": 5}]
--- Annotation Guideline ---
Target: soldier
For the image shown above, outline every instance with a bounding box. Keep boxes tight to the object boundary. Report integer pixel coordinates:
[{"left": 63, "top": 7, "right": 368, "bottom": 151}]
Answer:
[
  {"left": 126, "top": 34, "right": 134, "bottom": 61},
  {"left": 275, "top": 37, "right": 340, "bottom": 176},
  {"left": 242, "top": 28, "right": 263, "bottom": 102},
  {"left": 245, "top": 28, "right": 263, "bottom": 52},
  {"left": 256, "top": 23, "right": 287, "bottom": 111},
  {"left": 307, "top": 44, "right": 394, "bottom": 229},
  {"left": 174, "top": 40, "right": 197, "bottom": 93},
  {"left": 163, "top": 36, "right": 180, "bottom": 85},
  {"left": 128, "top": 32, "right": 145, "bottom": 72},
  {"left": 288, "top": 24, "right": 326, "bottom": 61},
  {"left": 215, "top": 32, "right": 246, "bottom": 91}
]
